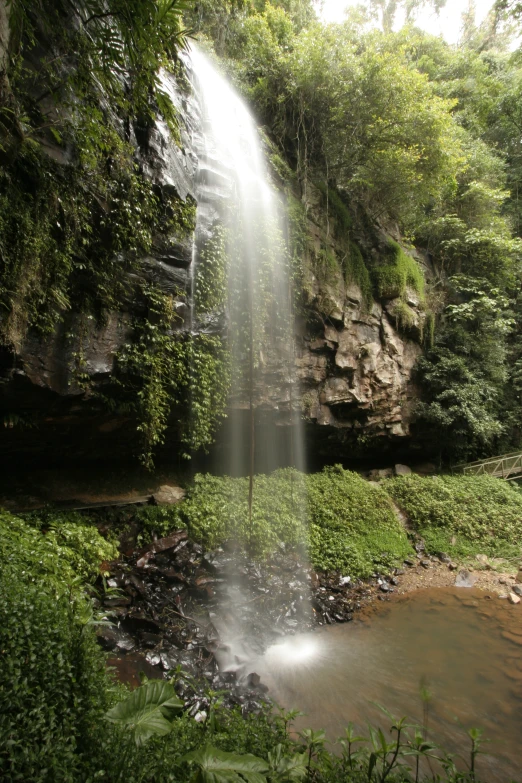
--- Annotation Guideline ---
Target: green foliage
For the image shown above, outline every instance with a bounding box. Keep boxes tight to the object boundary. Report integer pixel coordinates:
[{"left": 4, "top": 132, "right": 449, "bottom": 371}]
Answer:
[
  {"left": 373, "top": 240, "right": 425, "bottom": 301},
  {"left": 0, "top": 510, "right": 118, "bottom": 590},
  {"left": 307, "top": 466, "right": 412, "bottom": 575},
  {"left": 387, "top": 474, "right": 522, "bottom": 561},
  {"left": 153, "top": 467, "right": 413, "bottom": 577},
  {"left": 0, "top": 510, "right": 116, "bottom": 782},
  {"left": 113, "top": 285, "right": 230, "bottom": 467},
  {"left": 183, "top": 745, "right": 269, "bottom": 783},
  {"left": 415, "top": 276, "right": 512, "bottom": 460},
  {"left": 195, "top": 225, "right": 229, "bottom": 313},
  {"left": 106, "top": 680, "right": 183, "bottom": 746},
  {"left": 0, "top": 574, "right": 112, "bottom": 783}
]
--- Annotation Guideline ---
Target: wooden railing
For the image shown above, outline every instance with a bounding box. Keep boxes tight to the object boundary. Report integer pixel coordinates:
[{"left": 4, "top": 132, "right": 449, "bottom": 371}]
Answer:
[{"left": 454, "top": 451, "right": 522, "bottom": 481}]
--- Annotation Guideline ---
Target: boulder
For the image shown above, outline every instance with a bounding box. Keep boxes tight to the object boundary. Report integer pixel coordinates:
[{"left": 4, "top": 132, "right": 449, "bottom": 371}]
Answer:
[
  {"left": 151, "top": 485, "right": 186, "bottom": 505},
  {"left": 368, "top": 468, "right": 394, "bottom": 481},
  {"left": 394, "top": 464, "right": 412, "bottom": 477},
  {"left": 455, "top": 570, "right": 477, "bottom": 588},
  {"left": 136, "top": 529, "right": 188, "bottom": 567}
]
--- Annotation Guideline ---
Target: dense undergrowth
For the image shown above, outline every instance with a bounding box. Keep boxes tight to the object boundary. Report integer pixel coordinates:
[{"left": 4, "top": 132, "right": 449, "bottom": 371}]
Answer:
[
  {"left": 387, "top": 474, "right": 522, "bottom": 563},
  {"left": 138, "top": 466, "right": 413, "bottom": 577},
  {"left": 136, "top": 468, "right": 522, "bottom": 573}
]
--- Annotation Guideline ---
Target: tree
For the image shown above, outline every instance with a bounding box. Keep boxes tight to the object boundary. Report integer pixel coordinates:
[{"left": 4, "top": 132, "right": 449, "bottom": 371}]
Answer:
[{"left": 368, "top": 0, "right": 447, "bottom": 32}]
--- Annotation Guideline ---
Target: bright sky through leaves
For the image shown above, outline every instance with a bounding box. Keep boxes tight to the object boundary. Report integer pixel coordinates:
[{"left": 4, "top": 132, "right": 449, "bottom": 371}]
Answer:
[{"left": 320, "top": 0, "right": 495, "bottom": 42}]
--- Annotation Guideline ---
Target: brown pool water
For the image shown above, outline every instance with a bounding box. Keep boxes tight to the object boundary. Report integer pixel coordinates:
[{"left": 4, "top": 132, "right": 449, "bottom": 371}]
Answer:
[{"left": 255, "top": 588, "right": 522, "bottom": 782}]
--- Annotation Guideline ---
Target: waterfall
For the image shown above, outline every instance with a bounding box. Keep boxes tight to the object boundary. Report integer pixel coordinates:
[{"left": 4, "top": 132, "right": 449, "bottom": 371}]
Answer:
[
  {"left": 189, "top": 45, "right": 305, "bottom": 479},
  {"left": 188, "top": 45, "right": 309, "bottom": 665}
]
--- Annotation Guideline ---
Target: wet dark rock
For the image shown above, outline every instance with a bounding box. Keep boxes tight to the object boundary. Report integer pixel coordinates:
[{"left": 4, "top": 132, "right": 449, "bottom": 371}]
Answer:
[
  {"left": 512, "top": 585, "right": 522, "bottom": 597},
  {"left": 438, "top": 553, "right": 452, "bottom": 564},
  {"left": 379, "top": 583, "right": 390, "bottom": 593},
  {"left": 136, "top": 530, "right": 188, "bottom": 567},
  {"left": 104, "top": 596, "right": 132, "bottom": 607},
  {"left": 97, "top": 626, "right": 136, "bottom": 652},
  {"left": 390, "top": 577, "right": 399, "bottom": 586},
  {"left": 404, "top": 559, "right": 415, "bottom": 567},
  {"left": 140, "top": 631, "right": 162, "bottom": 648}
]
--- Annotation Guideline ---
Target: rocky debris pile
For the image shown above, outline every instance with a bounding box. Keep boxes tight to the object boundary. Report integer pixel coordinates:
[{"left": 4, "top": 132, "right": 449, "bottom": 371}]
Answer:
[{"left": 95, "top": 528, "right": 412, "bottom": 706}]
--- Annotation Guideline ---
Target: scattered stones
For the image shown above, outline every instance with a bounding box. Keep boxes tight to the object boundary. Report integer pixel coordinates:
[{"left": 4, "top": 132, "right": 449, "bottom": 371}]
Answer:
[
  {"left": 420, "top": 560, "right": 431, "bottom": 569},
  {"left": 455, "top": 570, "right": 478, "bottom": 588},
  {"left": 509, "top": 593, "right": 521, "bottom": 605}
]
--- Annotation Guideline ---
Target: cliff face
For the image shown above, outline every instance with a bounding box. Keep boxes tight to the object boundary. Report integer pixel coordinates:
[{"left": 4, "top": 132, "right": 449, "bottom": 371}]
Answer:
[{"left": 0, "top": 62, "right": 426, "bottom": 468}]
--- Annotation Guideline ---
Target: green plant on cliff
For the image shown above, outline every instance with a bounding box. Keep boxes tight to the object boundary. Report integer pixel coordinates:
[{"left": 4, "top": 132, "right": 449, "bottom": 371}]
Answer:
[
  {"left": 0, "top": 0, "right": 195, "bottom": 366},
  {"left": 373, "top": 239, "right": 425, "bottom": 301},
  {"left": 112, "top": 284, "right": 230, "bottom": 468}
]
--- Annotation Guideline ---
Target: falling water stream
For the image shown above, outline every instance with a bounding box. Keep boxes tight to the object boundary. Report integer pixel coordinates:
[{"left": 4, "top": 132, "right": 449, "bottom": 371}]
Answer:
[{"left": 189, "top": 45, "right": 309, "bottom": 662}]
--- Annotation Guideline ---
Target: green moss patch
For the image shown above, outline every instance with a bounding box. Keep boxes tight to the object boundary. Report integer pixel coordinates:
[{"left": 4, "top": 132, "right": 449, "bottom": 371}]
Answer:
[{"left": 373, "top": 238, "right": 425, "bottom": 301}]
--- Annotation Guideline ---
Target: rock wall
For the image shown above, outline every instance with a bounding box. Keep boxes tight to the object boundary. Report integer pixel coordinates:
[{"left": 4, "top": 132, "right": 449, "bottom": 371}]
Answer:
[{"left": 0, "top": 60, "right": 426, "bottom": 468}]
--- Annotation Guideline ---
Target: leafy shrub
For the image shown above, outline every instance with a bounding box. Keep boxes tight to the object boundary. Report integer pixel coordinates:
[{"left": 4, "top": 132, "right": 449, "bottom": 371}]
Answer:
[
  {"left": 386, "top": 474, "right": 522, "bottom": 561},
  {"left": 0, "top": 569, "right": 113, "bottom": 782},
  {"left": 0, "top": 510, "right": 118, "bottom": 590},
  {"left": 145, "top": 467, "right": 413, "bottom": 577},
  {"left": 307, "top": 467, "right": 412, "bottom": 575}
]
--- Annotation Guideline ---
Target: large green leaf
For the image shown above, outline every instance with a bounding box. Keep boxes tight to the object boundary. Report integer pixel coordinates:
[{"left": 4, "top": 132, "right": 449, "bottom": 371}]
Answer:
[
  {"left": 182, "top": 745, "right": 268, "bottom": 783},
  {"left": 105, "top": 680, "right": 183, "bottom": 746}
]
